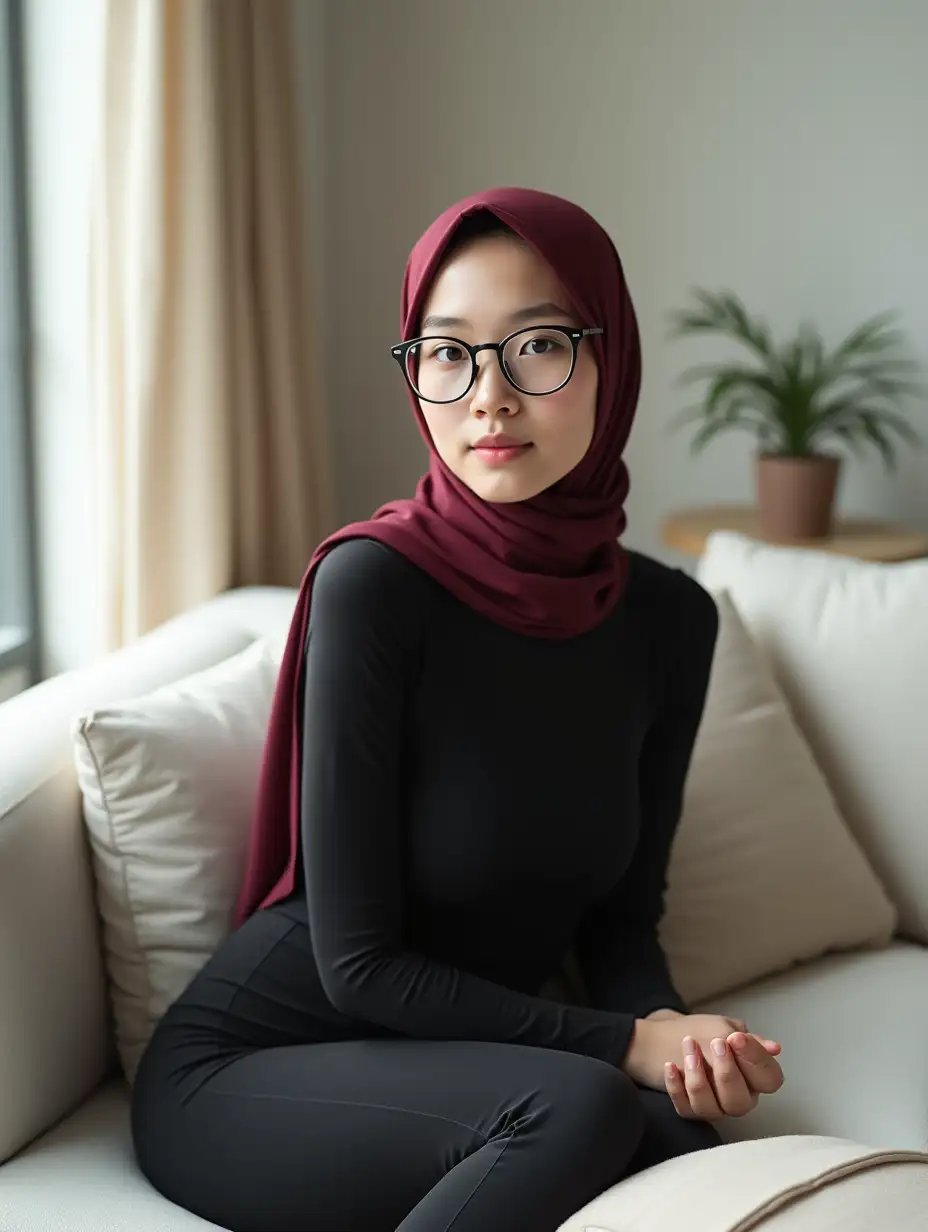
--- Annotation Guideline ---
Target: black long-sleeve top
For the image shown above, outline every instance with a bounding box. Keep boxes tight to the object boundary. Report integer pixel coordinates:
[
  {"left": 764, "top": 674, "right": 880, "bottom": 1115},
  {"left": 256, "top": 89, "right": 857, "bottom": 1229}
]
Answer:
[{"left": 296, "top": 537, "right": 719, "bottom": 1068}]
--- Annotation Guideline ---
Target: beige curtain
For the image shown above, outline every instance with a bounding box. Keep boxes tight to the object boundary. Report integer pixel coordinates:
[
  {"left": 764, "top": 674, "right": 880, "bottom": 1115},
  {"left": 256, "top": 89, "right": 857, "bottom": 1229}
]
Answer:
[{"left": 90, "top": 0, "right": 333, "bottom": 651}]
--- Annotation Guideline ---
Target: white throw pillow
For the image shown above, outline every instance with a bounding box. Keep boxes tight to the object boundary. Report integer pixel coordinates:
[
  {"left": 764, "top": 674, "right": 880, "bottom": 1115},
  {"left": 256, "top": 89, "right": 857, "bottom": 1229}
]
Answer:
[
  {"left": 72, "top": 637, "right": 281, "bottom": 1084},
  {"left": 659, "top": 591, "right": 897, "bottom": 1007},
  {"left": 698, "top": 532, "right": 928, "bottom": 944}
]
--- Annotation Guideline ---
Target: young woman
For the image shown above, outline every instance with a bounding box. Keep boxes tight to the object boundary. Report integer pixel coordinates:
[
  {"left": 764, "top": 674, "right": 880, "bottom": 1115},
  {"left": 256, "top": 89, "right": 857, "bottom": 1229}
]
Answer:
[{"left": 131, "top": 186, "right": 783, "bottom": 1232}]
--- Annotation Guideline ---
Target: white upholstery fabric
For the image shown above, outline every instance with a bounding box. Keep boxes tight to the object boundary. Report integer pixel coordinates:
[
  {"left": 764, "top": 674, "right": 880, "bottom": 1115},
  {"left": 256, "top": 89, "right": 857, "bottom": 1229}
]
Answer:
[
  {"left": 697, "top": 532, "right": 928, "bottom": 943},
  {"left": 563, "top": 1134, "right": 928, "bottom": 1232},
  {"left": 73, "top": 637, "right": 284, "bottom": 1085},
  {"left": 695, "top": 941, "right": 928, "bottom": 1152},
  {"left": 660, "top": 592, "right": 896, "bottom": 1005},
  {"left": 0, "top": 587, "right": 298, "bottom": 1165},
  {"left": 0, "top": 1079, "right": 221, "bottom": 1230}
]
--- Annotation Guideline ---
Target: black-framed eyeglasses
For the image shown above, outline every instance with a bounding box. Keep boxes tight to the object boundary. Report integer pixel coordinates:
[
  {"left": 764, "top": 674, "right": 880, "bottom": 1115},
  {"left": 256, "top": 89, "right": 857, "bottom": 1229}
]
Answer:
[{"left": 391, "top": 325, "right": 604, "bottom": 404}]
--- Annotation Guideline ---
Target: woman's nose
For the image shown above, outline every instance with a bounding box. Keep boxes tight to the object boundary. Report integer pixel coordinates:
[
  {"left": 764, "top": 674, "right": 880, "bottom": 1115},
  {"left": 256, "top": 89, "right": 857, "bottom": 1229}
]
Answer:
[{"left": 469, "top": 353, "right": 520, "bottom": 417}]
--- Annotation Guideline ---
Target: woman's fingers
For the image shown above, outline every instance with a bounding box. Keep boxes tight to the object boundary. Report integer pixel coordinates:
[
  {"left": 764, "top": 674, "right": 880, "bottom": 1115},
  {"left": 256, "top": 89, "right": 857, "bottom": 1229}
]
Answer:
[
  {"left": 751, "top": 1034, "right": 782, "bottom": 1055},
  {"left": 667, "top": 1027, "right": 785, "bottom": 1120},
  {"left": 680, "top": 1038, "right": 723, "bottom": 1121},
  {"left": 728, "top": 1032, "right": 785, "bottom": 1094},
  {"left": 723, "top": 1018, "right": 781, "bottom": 1054},
  {"left": 664, "top": 1062, "right": 694, "bottom": 1118},
  {"left": 706, "top": 1037, "right": 757, "bottom": 1117}
]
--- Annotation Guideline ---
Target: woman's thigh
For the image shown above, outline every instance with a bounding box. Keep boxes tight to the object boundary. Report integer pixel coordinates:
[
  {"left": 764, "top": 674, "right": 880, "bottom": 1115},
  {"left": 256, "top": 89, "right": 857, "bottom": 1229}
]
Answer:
[{"left": 134, "top": 1037, "right": 646, "bottom": 1232}]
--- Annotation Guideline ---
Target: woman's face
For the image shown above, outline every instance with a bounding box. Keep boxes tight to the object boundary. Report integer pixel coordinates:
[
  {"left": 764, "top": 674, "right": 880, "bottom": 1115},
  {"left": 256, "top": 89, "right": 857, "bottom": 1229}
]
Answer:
[{"left": 414, "top": 234, "right": 598, "bottom": 504}]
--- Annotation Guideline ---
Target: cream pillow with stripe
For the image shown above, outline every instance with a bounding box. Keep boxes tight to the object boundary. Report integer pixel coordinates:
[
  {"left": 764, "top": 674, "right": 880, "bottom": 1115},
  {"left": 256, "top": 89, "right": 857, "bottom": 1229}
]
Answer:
[
  {"left": 659, "top": 591, "right": 896, "bottom": 1006},
  {"left": 698, "top": 531, "right": 928, "bottom": 944}
]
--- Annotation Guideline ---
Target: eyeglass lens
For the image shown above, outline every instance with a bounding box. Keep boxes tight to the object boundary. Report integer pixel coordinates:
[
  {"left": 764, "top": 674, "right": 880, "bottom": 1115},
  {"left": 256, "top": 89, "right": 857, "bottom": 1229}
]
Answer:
[{"left": 405, "top": 328, "right": 574, "bottom": 401}]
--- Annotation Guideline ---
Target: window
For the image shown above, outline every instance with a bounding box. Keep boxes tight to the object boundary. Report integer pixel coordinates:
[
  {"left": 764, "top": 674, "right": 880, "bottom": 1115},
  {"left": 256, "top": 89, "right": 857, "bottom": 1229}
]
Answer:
[{"left": 0, "top": 0, "right": 39, "bottom": 700}]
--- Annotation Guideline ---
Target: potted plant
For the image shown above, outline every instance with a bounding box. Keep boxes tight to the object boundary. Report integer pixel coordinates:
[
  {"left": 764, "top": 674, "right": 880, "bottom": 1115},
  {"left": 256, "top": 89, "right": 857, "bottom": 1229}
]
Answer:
[{"left": 668, "top": 290, "right": 923, "bottom": 539}]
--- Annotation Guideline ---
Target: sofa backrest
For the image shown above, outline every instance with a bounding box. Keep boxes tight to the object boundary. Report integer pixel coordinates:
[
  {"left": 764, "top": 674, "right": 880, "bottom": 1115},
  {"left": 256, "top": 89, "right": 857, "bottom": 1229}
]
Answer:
[
  {"left": 0, "top": 586, "right": 298, "bottom": 1164},
  {"left": 698, "top": 532, "right": 928, "bottom": 945}
]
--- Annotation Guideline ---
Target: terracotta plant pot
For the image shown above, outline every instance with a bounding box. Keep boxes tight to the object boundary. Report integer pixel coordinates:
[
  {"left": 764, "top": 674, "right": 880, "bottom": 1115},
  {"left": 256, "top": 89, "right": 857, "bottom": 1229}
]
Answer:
[{"left": 755, "top": 453, "right": 842, "bottom": 540}]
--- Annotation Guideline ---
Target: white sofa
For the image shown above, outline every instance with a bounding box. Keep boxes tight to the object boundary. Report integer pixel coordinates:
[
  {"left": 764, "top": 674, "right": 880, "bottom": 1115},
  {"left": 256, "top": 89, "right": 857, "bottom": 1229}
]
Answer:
[{"left": 1, "top": 540, "right": 927, "bottom": 1231}]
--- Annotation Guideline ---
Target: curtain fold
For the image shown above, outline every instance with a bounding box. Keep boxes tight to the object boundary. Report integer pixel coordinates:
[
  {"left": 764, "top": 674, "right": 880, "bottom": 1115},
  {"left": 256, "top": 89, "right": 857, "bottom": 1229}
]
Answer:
[{"left": 91, "top": 0, "right": 333, "bottom": 651}]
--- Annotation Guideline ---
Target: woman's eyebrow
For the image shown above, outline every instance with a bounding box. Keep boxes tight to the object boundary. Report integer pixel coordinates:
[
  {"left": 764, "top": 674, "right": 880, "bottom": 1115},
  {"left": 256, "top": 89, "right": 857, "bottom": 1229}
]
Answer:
[{"left": 420, "top": 301, "right": 574, "bottom": 332}]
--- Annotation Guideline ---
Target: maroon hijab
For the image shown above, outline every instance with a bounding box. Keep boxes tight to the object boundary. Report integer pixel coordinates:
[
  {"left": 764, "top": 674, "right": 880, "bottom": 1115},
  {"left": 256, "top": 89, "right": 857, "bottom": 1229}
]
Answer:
[{"left": 233, "top": 186, "right": 642, "bottom": 926}]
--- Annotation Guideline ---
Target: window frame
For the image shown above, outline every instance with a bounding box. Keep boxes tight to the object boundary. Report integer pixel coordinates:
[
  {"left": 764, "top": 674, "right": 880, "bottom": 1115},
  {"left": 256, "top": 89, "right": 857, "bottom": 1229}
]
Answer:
[{"left": 0, "top": 0, "right": 41, "bottom": 688}]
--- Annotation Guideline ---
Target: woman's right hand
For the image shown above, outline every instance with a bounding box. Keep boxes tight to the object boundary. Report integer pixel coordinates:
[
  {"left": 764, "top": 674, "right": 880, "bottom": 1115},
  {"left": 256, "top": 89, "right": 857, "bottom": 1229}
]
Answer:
[{"left": 622, "top": 1013, "right": 779, "bottom": 1091}]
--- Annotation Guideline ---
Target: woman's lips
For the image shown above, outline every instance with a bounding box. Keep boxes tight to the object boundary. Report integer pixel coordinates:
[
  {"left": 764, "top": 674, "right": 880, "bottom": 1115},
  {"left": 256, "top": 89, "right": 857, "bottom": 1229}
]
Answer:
[{"left": 472, "top": 443, "right": 532, "bottom": 467}]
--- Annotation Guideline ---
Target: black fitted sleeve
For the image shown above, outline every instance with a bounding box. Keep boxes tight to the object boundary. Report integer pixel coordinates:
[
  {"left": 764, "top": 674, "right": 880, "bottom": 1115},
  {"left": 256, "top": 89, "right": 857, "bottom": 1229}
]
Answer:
[
  {"left": 575, "top": 575, "right": 719, "bottom": 1020},
  {"left": 300, "top": 539, "right": 636, "bottom": 1066}
]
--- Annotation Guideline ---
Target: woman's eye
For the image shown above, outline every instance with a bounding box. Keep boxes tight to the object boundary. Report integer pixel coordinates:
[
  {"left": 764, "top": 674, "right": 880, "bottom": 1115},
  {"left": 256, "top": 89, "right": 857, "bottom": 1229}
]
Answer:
[
  {"left": 433, "top": 345, "right": 464, "bottom": 363},
  {"left": 520, "top": 336, "right": 562, "bottom": 356}
]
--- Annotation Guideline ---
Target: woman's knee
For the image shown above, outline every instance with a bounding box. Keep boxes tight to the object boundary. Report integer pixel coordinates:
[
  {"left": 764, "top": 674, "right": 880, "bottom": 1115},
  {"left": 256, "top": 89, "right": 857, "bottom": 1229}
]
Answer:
[{"left": 539, "top": 1056, "right": 644, "bottom": 1158}]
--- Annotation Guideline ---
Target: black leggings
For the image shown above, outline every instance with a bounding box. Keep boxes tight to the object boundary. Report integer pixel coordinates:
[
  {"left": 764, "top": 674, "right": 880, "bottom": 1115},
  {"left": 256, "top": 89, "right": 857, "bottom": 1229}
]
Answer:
[
  {"left": 134, "top": 1038, "right": 720, "bottom": 1232},
  {"left": 132, "top": 906, "right": 720, "bottom": 1231}
]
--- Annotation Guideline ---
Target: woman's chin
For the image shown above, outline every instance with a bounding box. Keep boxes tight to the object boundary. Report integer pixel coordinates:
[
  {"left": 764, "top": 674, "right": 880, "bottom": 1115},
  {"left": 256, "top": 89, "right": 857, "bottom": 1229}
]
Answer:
[
  {"left": 467, "top": 474, "right": 543, "bottom": 504},
  {"left": 453, "top": 452, "right": 536, "bottom": 503}
]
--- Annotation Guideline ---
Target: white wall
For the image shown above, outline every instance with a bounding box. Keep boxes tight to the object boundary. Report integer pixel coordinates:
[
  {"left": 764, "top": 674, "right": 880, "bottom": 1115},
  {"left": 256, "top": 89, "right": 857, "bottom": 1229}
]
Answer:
[
  {"left": 19, "top": 0, "right": 928, "bottom": 675},
  {"left": 324, "top": 0, "right": 928, "bottom": 566},
  {"left": 23, "top": 0, "right": 105, "bottom": 675}
]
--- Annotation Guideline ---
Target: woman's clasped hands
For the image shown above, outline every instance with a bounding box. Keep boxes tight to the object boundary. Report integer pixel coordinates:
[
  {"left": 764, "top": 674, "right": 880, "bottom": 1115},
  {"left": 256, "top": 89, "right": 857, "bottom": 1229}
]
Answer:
[{"left": 631, "top": 1011, "right": 784, "bottom": 1122}]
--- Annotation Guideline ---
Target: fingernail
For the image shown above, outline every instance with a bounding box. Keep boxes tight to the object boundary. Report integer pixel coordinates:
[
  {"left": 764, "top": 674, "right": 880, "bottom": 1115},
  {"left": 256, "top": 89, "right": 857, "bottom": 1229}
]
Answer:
[
  {"left": 730, "top": 1033, "right": 746, "bottom": 1050},
  {"left": 664, "top": 1062, "right": 676, "bottom": 1081},
  {"left": 682, "top": 1036, "right": 696, "bottom": 1055},
  {"left": 712, "top": 1038, "right": 726, "bottom": 1057}
]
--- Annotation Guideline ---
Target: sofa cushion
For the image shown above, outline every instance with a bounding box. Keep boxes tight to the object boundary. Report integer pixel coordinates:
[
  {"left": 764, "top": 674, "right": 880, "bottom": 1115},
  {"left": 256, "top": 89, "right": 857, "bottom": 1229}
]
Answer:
[
  {"left": 694, "top": 940, "right": 928, "bottom": 1152},
  {"left": 563, "top": 1132, "right": 928, "bottom": 1232},
  {"left": 72, "top": 637, "right": 281, "bottom": 1085},
  {"left": 697, "top": 532, "right": 928, "bottom": 943},
  {"left": 0, "top": 1078, "right": 222, "bottom": 1230},
  {"left": 658, "top": 592, "right": 896, "bottom": 1006},
  {"left": 0, "top": 586, "right": 298, "bottom": 1165}
]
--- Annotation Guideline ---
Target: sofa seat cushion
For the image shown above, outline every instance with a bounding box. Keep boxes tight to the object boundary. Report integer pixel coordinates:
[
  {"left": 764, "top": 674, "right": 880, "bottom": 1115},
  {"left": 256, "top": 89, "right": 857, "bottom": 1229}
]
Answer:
[
  {"left": 563, "top": 1134, "right": 928, "bottom": 1232},
  {"left": 694, "top": 940, "right": 928, "bottom": 1151},
  {"left": 0, "top": 1078, "right": 222, "bottom": 1231}
]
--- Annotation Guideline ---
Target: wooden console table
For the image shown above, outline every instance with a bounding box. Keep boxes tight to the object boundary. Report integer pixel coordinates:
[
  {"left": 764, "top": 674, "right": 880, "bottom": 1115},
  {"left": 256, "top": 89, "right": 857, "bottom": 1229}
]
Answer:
[{"left": 661, "top": 504, "right": 928, "bottom": 563}]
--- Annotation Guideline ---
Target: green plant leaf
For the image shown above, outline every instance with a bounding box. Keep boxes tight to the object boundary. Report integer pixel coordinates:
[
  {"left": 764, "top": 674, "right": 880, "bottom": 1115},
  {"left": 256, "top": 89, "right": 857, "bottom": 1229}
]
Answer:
[
  {"left": 828, "top": 311, "right": 902, "bottom": 369},
  {"left": 689, "top": 413, "right": 763, "bottom": 454},
  {"left": 858, "top": 407, "right": 922, "bottom": 445},
  {"left": 668, "top": 404, "right": 714, "bottom": 430},
  {"left": 842, "top": 357, "right": 921, "bottom": 379},
  {"left": 823, "top": 423, "right": 870, "bottom": 460},
  {"left": 704, "top": 368, "right": 780, "bottom": 414},
  {"left": 862, "top": 414, "right": 898, "bottom": 469},
  {"left": 854, "top": 375, "right": 926, "bottom": 403},
  {"left": 668, "top": 291, "right": 924, "bottom": 461},
  {"left": 814, "top": 400, "right": 922, "bottom": 445},
  {"left": 668, "top": 289, "right": 779, "bottom": 367}
]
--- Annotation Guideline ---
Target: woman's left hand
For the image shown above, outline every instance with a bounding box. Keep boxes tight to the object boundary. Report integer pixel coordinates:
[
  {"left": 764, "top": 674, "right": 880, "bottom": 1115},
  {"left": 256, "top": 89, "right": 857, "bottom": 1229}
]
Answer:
[{"left": 664, "top": 1031, "right": 784, "bottom": 1121}]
